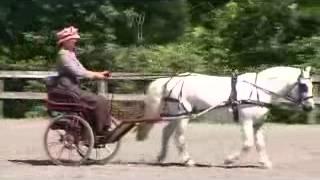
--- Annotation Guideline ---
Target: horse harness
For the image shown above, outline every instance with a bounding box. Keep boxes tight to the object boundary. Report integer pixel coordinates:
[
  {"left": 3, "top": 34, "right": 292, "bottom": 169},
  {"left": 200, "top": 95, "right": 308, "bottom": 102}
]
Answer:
[
  {"left": 161, "top": 73, "right": 269, "bottom": 122},
  {"left": 160, "top": 71, "right": 311, "bottom": 122},
  {"left": 228, "top": 71, "right": 313, "bottom": 122},
  {"left": 161, "top": 76, "right": 191, "bottom": 117},
  {"left": 227, "top": 73, "right": 271, "bottom": 122}
]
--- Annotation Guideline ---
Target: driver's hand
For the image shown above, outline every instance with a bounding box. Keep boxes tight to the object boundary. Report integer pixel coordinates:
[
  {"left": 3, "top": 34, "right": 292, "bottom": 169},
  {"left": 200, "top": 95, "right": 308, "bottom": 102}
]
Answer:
[
  {"left": 102, "top": 71, "right": 111, "bottom": 77},
  {"left": 96, "top": 73, "right": 106, "bottom": 79}
]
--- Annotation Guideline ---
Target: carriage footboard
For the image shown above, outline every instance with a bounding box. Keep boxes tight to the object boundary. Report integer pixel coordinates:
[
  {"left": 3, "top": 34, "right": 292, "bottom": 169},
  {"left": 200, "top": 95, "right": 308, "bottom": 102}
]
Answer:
[{"left": 106, "top": 122, "right": 136, "bottom": 143}]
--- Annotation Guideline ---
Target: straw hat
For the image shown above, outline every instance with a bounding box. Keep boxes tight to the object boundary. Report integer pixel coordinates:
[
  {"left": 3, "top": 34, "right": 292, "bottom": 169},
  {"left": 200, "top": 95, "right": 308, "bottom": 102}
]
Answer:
[{"left": 56, "top": 26, "right": 80, "bottom": 45}]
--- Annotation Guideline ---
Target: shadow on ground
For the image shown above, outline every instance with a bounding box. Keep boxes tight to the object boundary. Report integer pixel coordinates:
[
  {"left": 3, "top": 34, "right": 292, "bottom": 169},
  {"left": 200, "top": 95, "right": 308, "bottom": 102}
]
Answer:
[{"left": 8, "top": 159, "right": 263, "bottom": 169}]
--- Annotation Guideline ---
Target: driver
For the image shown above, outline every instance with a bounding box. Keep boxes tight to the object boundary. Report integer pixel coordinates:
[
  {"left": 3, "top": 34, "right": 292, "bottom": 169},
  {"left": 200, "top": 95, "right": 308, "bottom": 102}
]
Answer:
[{"left": 50, "top": 26, "right": 112, "bottom": 137}]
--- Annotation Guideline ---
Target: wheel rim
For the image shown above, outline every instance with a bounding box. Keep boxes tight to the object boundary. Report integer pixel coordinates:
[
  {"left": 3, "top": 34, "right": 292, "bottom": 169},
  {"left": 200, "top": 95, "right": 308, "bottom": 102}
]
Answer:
[
  {"left": 44, "top": 115, "right": 94, "bottom": 166},
  {"left": 85, "top": 140, "right": 121, "bottom": 164},
  {"left": 77, "top": 118, "right": 122, "bottom": 164}
]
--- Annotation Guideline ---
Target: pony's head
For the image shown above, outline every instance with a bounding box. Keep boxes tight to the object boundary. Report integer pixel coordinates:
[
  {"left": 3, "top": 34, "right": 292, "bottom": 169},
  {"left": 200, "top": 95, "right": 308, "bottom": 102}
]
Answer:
[
  {"left": 258, "top": 66, "right": 315, "bottom": 111},
  {"left": 296, "top": 66, "right": 314, "bottom": 111}
]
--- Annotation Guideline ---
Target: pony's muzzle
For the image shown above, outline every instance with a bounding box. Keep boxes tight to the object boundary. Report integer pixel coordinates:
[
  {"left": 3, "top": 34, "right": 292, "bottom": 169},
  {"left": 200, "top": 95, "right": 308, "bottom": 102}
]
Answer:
[
  {"left": 302, "top": 104, "right": 314, "bottom": 112},
  {"left": 301, "top": 101, "right": 314, "bottom": 112},
  {"left": 300, "top": 96, "right": 315, "bottom": 112}
]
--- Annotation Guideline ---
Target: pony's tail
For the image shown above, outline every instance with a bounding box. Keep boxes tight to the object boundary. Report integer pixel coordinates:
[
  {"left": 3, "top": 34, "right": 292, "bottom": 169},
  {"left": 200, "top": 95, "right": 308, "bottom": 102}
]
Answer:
[{"left": 136, "top": 79, "right": 164, "bottom": 141}]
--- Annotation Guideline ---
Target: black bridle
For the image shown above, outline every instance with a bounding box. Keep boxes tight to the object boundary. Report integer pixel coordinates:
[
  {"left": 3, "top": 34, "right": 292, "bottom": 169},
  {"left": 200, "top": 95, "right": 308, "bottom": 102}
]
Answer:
[
  {"left": 243, "top": 73, "right": 313, "bottom": 106},
  {"left": 296, "top": 76, "right": 313, "bottom": 103}
]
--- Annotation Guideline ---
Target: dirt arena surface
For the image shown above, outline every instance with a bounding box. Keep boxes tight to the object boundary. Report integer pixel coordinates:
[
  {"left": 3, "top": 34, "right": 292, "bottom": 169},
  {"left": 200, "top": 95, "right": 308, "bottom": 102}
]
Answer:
[{"left": 0, "top": 118, "right": 320, "bottom": 180}]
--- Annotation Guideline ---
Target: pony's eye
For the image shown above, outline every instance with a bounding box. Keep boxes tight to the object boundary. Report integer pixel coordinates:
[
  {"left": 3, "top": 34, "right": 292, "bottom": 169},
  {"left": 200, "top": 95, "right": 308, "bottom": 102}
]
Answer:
[
  {"left": 299, "top": 84, "right": 308, "bottom": 92},
  {"left": 310, "top": 71, "right": 314, "bottom": 76}
]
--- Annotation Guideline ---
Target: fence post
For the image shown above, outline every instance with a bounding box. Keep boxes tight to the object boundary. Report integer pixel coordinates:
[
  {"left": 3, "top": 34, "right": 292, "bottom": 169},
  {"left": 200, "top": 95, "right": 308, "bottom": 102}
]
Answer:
[
  {"left": 97, "top": 80, "right": 108, "bottom": 97},
  {"left": 0, "top": 80, "right": 3, "bottom": 118},
  {"left": 307, "top": 82, "right": 320, "bottom": 124},
  {"left": 307, "top": 108, "right": 317, "bottom": 124}
]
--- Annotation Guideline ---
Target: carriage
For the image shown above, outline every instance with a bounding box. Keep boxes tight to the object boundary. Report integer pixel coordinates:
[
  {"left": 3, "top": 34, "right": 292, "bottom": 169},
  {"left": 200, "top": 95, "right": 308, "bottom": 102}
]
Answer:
[
  {"left": 44, "top": 87, "right": 191, "bottom": 166},
  {"left": 43, "top": 66, "right": 315, "bottom": 168},
  {"left": 44, "top": 87, "right": 160, "bottom": 166}
]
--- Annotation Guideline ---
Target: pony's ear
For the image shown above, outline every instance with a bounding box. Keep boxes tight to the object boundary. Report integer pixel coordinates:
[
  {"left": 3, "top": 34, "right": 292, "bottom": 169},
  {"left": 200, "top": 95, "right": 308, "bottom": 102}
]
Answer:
[
  {"left": 304, "top": 66, "right": 312, "bottom": 73},
  {"left": 302, "top": 66, "right": 312, "bottom": 78}
]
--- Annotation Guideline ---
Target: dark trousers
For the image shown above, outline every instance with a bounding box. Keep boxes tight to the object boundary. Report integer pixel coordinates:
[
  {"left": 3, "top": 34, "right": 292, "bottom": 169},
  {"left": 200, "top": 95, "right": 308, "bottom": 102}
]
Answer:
[
  {"left": 47, "top": 76, "right": 111, "bottom": 134},
  {"left": 79, "top": 90, "right": 111, "bottom": 133}
]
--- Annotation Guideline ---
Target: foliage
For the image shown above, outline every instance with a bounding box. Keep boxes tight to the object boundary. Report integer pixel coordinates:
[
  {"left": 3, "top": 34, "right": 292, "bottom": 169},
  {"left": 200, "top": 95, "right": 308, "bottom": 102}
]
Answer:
[
  {"left": 1, "top": 0, "right": 320, "bottom": 121},
  {"left": 214, "top": 0, "right": 320, "bottom": 68},
  {"left": 286, "top": 34, "right": 320, "bottom": 71},
  {"left": 266, "top": 105, "right": 320, "bottom": 124},
  {"left": 109, "top": 43, "right": 206, "bottom": 73},
  {"left": 266, "top": 106, "right": 309, "bottom": 124}
]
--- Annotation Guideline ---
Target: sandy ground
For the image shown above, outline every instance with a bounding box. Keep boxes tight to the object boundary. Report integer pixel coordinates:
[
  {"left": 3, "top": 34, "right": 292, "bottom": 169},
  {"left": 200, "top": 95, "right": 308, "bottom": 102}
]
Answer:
[{"left": 0, "top": 118, "right": 320, "bottom": 180}]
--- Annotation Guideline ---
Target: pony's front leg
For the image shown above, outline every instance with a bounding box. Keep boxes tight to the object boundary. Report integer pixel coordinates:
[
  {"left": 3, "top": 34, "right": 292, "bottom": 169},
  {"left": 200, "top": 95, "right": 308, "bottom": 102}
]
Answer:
[
  {"left": 157, "top": 121, "right": 176, "bottom": 163},
  {"left": 224, "top": 119, "right": 254, "bottom": 165},
  {"left": 174, "top": 118, "right": 195, "bottom": 166},
  {"left": 254, "top": 126, "right": 272, "bottom": 169}
]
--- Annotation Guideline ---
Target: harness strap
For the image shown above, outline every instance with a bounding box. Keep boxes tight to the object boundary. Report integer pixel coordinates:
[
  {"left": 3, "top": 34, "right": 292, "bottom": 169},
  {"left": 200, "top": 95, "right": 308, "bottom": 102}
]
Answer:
[
  {"left": 238, "top": 99, "right": 272, "bottom": 107},
  {"left": 163, "top": 97, "right": 180, "bottom": 103},
  {"left": 162, "top": 75, "right": 192, "bottom": 117},
  {"left": 255, "top": 73, "right": 260, "bottom": 102},
  {"left": 229, "top": 73, "right": 239, "bottom": 122},
  {"left": 243, "top": 80, "right": 300, "bottom": 105}
]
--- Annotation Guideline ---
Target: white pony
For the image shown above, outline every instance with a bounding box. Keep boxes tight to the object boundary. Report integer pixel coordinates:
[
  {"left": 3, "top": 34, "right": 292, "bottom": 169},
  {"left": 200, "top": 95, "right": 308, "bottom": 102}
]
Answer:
[{"left": 135, "top": 66, "right": 314, "bottom": 169}]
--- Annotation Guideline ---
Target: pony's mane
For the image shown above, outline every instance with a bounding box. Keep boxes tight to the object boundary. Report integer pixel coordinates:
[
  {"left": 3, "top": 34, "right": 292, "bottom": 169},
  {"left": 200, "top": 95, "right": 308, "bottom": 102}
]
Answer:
[
  {"left": 257, "top": 66, "right": 301, "bottom": 80},
  {"left": 178, "top": 66, "right": 303, "bottom": 80}
]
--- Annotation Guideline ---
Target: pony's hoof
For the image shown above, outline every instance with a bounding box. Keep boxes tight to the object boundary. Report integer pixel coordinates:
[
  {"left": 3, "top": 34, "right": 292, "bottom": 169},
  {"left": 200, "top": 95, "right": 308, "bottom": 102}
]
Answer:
[
  {"left": 184, "top": 159, "right": 195, "bottom": 167},
  {"left": 259, "top": 160, "right": 273, "bottom": 169},
  {"left": 223, "top": 158, "right": 235, "bottom": 165},
  {"left": 136, "top": 134, "right": 148, "bottom": 141},
  {"left": 157, "top": 155, "right": 165, "bottom": 163}
]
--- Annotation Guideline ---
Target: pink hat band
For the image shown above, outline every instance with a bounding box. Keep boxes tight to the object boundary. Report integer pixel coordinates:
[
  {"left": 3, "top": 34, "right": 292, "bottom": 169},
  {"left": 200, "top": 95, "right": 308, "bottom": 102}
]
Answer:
[{"left": 56, "top": 26, "right": 80, "bottom": 44}]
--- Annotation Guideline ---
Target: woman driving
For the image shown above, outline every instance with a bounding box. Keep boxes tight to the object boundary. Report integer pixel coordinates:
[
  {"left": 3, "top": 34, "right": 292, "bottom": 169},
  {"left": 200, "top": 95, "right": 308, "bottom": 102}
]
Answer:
[{"left": 52, "top": 26, "right": 112, "bottom": 137}]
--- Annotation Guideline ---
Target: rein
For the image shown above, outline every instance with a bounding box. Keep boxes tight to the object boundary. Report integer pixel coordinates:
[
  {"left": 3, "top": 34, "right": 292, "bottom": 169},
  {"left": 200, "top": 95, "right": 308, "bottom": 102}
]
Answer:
[
  {"left": 242, "top": 80, "right": 300, "bottom": 105},
  {"left": 242, "top": 76, "right": 313, "bottom": 106},
  {"left": 153, "top": 70, "right": 312, "bottom": 122}
]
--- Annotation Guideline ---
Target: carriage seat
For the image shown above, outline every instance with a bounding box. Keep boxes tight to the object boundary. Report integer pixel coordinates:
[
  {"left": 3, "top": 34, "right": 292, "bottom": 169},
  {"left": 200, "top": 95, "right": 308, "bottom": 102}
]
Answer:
[{"left": 46, "top": 88, "right": 92, "bottom": 113}]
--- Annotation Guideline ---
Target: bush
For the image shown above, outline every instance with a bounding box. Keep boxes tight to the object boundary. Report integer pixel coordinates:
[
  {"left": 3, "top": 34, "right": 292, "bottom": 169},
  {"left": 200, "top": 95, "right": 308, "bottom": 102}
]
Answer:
[{"left": 265, "top": 105, "right": 320, "bottom": 124}]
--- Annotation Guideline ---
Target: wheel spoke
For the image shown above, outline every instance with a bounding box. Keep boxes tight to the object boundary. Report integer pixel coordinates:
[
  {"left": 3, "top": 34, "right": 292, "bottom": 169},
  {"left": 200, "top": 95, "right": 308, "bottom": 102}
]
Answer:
[
  {"left": 76, "top": 145, "right": 86, "bottom": 156},
  {"left": 105, "top": 145, "right": 112, "bottom": 154},
  {"left": 56, "top": 145, "right": 66, "bottom": 159},
  {"left": 68, "top": 147, "right": 73, "bottom": 161},
  {"left": 95, "top": 149, "right": 99, "bottom": 159},
  {"left": 48, "top": 142, "right": 61, "bottom": 148},
  {"left": 54, "top": 129, "right": 65, "bottom": 137}
]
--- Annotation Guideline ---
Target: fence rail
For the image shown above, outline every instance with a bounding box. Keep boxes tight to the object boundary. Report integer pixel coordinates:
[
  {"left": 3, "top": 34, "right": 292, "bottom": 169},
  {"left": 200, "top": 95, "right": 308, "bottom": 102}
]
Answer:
[
  {"left": 0, "top": 71, "right": 168, "bottom": 101},
  {"left": 0, "top": 71, "right": 320, "bottom": 121},
  {"left": 0, "top": 71, "right": 170, "bottom": 118}
]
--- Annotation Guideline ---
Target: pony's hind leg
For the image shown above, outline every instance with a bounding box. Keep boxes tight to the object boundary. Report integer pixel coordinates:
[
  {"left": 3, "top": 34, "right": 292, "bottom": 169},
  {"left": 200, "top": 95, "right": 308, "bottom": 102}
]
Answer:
[
  {"left": 224, "top": 119, "right": 254, "bottom": 165},
  {"left": 136, "top": 93, "right": 161, "bottom": 141},
  {"left": 254, "top": 124, "right": 272, "bottom": 169},
  {"left": 174, "top": 118, "right": 195, "bottom": 166},
  {"left": 157, "top": 121, "right": 176, "bottom": 163}
]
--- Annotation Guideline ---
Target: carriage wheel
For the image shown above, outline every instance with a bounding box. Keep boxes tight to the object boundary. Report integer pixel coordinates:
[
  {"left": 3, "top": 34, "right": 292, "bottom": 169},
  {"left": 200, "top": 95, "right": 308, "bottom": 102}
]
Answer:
[
  {"left": 85, "top": 139, "right": 121, "bottom": 165},
  {"left": 78, "top": 117, "right": 121, "bottom": 165},
  {"left": 44, "top": 115, "right": 94, "bottom": 166}
]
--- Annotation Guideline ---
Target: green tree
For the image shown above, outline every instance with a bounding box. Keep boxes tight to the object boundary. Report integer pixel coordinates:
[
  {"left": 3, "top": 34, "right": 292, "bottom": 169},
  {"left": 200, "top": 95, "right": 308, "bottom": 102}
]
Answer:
[
  {"left": 212, "top": 0, "right": 320, "bottom": 68},
  {"left": 113, "top": 0, "right": 189, "bottom": 45}
]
